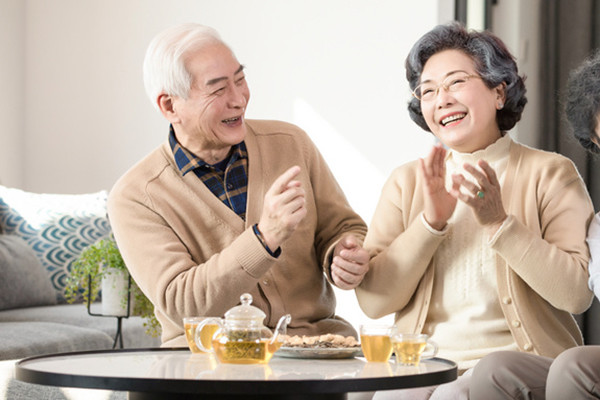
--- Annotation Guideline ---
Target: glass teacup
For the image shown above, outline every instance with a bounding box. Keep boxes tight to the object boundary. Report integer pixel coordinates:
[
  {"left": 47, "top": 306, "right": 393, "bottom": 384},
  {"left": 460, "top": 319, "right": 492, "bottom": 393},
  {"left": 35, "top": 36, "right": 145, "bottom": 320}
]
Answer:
[
  {"left": 391, "top": 333, "right": 438, "bottom": 366},
  {"left": 183, "top": 317, "right": 219, "bottom": 354},
  {"left": 359, "top": 324, "right": 393, "bottom": 362}
]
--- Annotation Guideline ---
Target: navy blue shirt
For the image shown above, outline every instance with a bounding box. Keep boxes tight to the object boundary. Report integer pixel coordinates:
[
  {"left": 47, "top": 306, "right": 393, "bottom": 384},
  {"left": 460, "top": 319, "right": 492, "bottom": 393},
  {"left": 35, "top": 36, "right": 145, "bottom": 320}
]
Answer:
[{"left": 169, "top": 126, "right": 248, "bottom": 220}]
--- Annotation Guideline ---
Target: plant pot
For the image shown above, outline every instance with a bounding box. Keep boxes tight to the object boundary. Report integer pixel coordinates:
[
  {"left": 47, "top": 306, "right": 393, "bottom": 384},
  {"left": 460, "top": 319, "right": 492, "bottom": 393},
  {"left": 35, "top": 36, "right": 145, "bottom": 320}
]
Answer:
[{"left": 101, "top": 266, "right": 133, "bottom": 316}]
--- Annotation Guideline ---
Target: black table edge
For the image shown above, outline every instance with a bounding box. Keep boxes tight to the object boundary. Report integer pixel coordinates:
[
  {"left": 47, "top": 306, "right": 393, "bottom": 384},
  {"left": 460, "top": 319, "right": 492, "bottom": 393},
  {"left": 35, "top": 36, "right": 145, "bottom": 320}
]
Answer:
[{"left": 15, "top": 347, "right": 458, "bottom": 395}]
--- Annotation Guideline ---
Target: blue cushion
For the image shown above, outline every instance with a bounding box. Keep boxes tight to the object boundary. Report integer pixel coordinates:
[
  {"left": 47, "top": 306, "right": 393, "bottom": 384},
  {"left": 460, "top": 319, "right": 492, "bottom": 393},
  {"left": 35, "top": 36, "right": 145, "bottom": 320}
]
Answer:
[{"left": 0, "top": 186, "right": 111, "bottom": 303}]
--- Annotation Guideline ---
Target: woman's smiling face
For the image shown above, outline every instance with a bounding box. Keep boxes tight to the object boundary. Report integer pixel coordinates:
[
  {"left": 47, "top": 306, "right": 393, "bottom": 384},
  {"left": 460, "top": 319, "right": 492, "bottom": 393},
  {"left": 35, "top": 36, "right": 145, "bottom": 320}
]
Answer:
[{"left": 419, "top": 49, "right": 505, "bottom": 153}]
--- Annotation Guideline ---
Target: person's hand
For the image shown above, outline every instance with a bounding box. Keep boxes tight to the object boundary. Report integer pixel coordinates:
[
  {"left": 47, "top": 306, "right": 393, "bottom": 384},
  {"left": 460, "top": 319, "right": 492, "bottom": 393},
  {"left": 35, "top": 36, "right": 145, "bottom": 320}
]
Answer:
[
  {"left": 331, "top": 234, "right": 369, "bottom": 290},
  {"left": 257, "top": 166, "right": 307, "bottom": 250},
  {"left": 419, "top": 143, "right": 459, "bottom": 230},
  {"left": 449, "top": 159, "right": 507, "bottom": 232}
]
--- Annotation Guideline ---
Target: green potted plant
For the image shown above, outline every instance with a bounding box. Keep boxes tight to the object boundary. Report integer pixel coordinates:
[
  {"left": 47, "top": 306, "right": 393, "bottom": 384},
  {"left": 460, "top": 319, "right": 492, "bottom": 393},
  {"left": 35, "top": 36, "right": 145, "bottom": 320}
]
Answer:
[{"left": 65, "top": 235, "right": 161, "bottom": 337}]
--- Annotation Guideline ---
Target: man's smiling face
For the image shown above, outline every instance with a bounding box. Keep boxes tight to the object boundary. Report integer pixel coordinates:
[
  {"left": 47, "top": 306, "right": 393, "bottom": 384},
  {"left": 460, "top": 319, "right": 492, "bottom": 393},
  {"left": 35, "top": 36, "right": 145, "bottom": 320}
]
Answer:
[{"left": 171, "top": 42, "right": 250, "bottom": 156}]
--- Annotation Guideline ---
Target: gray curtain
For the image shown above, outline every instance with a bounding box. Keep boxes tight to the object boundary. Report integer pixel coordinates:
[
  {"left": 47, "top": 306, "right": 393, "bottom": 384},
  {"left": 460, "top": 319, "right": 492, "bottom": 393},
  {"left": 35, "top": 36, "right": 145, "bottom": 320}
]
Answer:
[{"left": 540, "top": 0, "right": 600, "bottom": 345}]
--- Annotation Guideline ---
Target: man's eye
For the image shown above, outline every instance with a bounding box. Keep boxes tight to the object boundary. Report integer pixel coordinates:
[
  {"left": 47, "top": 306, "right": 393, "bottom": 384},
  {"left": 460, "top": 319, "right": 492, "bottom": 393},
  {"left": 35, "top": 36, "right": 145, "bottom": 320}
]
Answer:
[
  {"left": 213, "top": 87, "right": 226, "bottom": 95},
  {"left": 235, "top": 76, "right": 246, "bottom": 85}
]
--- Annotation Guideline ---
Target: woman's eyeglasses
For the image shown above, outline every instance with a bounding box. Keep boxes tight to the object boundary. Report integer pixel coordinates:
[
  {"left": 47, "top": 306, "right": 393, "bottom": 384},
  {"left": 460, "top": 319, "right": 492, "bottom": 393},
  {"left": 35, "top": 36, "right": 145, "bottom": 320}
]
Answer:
[{"left": 412, "top": 72, "right": 481, "bottom": 102}]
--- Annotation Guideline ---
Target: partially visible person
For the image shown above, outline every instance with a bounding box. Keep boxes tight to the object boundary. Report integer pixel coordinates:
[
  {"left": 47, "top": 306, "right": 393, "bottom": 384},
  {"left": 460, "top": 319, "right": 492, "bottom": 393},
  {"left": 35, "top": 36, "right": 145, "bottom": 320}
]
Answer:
[
  {"left": 107, "top": 23, "right": 369, "bottom": 347},
  {"left": 356, "top": 22, "right": 594, "bottom": 399},
  {"left": 471, "top": 50, "right": 600, "bottom": 400}
]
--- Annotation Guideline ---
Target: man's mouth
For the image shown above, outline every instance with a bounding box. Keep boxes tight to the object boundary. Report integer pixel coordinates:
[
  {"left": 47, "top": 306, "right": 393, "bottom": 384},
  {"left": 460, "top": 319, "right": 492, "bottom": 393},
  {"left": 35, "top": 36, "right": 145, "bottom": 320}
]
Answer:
[
  {"left": 222, "top": 116, "right": 241, "bottom": 125},
  {"left": 440, "top": 113, "right": 466, "bottom": 126}
]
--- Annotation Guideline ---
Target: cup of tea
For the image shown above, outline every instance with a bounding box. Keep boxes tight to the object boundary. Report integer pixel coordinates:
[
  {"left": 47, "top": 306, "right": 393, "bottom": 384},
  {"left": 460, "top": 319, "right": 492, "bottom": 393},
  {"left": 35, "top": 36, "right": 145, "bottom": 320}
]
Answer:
[
  {"left": 391, "top": 333, "right": 438, "bottom": 366},
  {"left": 183, "top": 317, "right": 219, "bottom": 354},
  {"left": 359, "top": 324, "right": 393, "bottom": 362}
]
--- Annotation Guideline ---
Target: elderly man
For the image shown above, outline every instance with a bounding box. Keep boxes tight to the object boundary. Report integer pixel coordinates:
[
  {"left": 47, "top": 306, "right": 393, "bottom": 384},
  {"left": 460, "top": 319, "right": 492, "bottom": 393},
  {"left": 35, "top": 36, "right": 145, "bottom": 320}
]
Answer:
[{"left": 107, "top": 23, "right": 369, "bottom": 347}]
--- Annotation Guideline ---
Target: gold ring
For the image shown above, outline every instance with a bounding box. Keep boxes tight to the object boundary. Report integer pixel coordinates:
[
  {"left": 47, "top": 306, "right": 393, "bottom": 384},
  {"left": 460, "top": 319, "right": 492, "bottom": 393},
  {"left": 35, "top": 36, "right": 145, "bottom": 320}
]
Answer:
[{"left": 477, "top": 190, "right": 485, "bottom": 199}]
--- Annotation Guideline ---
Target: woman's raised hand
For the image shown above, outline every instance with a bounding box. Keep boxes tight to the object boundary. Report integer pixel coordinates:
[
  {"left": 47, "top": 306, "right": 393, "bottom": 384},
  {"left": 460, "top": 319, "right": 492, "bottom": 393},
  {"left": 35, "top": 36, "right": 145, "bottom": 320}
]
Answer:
[
  {"left": 450, "top": 159, "right": 507, "bottom": 232},
  {"left": 419, "top": 143, "right": 459, "bottom": 231}
]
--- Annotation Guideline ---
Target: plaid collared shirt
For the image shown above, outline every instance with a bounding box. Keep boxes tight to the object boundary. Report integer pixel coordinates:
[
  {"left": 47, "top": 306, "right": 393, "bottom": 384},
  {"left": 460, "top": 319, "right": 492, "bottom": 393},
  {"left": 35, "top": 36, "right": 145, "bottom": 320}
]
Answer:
[{"left": 169, "top": 127, "right": 248, "bottom": 220}]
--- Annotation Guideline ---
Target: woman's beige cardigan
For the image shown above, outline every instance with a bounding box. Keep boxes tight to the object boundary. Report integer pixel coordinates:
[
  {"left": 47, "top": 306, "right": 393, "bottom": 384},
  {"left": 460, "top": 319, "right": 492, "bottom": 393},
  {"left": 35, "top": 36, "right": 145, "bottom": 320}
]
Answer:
[{"left": 357, "top": 139, "right": 594, "bottom": 358}]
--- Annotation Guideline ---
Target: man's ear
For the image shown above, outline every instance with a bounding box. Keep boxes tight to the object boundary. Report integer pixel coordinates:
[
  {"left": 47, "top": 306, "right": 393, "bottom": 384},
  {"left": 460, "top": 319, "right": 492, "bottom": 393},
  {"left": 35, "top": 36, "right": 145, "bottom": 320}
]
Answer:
[{"left": 157, "top": 94, "right": 180, "bottom": 123}]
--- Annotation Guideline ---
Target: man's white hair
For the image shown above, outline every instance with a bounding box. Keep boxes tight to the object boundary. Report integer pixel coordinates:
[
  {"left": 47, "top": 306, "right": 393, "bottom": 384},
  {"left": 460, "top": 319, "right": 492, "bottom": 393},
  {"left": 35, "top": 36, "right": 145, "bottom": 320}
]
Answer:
[{"left": 143, "top": 23, "right": 229, "bottom": 110}]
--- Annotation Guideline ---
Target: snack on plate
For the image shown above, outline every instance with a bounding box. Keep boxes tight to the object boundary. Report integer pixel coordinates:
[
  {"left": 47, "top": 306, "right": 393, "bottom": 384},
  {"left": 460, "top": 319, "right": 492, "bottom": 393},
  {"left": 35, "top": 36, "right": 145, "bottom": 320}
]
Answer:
[{"left": 281, "top": 334, "right": 360, "bottom": 348}]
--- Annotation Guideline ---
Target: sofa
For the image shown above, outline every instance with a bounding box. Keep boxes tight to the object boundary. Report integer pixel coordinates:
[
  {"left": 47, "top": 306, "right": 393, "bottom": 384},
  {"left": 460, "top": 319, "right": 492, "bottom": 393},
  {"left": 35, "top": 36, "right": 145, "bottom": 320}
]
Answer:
[{"left": 0, "top": 185, "right": 160, "bottom": 399}]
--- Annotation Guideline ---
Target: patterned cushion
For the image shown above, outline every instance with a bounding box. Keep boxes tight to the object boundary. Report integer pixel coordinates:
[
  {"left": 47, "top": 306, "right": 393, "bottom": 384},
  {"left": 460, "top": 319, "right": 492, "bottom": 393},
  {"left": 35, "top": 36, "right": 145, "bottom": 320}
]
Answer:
[{"left": 0, "top": 186, "right": 111, "bottom": 303}]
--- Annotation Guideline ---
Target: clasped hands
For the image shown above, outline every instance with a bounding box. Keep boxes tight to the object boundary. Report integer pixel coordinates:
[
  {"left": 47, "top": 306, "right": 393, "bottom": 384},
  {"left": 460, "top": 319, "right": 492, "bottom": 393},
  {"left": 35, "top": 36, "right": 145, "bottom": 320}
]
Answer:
[
  {"left": 419, "top": 143, "right": 507, "bottom": 234},
  {"left": 256, "top": 166, "right": 368, "bottom": 290}
]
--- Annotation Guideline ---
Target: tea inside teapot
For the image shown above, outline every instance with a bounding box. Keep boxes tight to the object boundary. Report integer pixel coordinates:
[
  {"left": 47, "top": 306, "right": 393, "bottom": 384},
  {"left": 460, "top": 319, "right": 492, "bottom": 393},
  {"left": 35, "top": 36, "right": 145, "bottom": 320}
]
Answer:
[{"left": 196, "top": 293, "right": 291, "bottom": 364}]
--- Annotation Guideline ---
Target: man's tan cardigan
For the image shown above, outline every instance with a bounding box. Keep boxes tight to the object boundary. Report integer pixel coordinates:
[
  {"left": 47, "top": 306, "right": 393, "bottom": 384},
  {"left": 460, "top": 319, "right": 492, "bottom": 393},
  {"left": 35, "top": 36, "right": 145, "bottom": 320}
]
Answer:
[{"left": 108, "top": 120, "right": 367, "bottom": 347}]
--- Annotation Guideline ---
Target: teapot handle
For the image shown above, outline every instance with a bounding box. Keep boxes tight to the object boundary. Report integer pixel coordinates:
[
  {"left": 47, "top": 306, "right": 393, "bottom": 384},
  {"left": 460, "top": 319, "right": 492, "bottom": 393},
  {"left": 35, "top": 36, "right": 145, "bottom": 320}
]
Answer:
[{"left": 194, "top": 317, "right": 223, "bottom": 353}]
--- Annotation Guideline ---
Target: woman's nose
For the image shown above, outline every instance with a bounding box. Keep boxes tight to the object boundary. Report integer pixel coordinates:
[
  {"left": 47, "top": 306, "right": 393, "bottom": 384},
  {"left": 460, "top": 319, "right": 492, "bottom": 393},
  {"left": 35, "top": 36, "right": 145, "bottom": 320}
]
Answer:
[{"left": 435, "top": 85, "right": 454, "bottom": 107}]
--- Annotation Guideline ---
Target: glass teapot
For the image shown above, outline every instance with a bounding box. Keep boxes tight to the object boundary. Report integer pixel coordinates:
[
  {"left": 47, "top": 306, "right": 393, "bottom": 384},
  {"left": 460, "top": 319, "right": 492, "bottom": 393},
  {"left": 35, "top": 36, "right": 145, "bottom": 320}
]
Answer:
[{"left": 195, "top": 293, "right": 291, "bottom": 364}]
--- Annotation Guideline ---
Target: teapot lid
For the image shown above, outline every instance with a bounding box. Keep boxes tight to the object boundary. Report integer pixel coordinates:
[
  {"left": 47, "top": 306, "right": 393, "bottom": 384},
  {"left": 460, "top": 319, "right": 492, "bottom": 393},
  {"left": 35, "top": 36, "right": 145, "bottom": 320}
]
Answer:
[{"left": 224, "top": 293, "right": 266, "bottom": 322}]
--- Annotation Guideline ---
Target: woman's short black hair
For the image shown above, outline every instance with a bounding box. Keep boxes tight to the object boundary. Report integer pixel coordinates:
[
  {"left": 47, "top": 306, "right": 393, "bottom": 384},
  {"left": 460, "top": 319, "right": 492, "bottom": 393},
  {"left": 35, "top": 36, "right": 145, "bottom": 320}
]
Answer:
[
  {"left": 565, "top": 50, "right": 600, "bottom": 154},
  {"left": 405, "top": 21, "right": 527, "bottom": 133}
]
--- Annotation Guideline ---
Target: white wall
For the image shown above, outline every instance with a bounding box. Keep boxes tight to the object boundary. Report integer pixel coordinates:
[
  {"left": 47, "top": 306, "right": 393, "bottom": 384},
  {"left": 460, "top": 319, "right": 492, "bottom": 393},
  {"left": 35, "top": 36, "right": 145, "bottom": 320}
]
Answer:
[
  {"left": 0, "top": 0, "right": 25, "bottom": 187},
  {"left": 491, "top": 0, "right": 542, "bottom": 149},
  {"left": 3, "top": 0, "right": 448, "bottom": 330}
]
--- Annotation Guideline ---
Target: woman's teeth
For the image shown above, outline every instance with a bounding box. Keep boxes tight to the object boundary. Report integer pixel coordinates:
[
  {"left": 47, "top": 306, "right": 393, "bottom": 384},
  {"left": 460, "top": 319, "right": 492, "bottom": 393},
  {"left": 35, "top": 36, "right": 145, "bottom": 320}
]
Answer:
[{"left": 441, "top": 113, "right": 465, "bottom": 126}]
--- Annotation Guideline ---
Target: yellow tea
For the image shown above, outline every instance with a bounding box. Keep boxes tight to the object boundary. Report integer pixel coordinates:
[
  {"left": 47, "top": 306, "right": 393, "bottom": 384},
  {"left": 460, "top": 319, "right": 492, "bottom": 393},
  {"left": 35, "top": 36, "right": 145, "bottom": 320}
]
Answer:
[
  {"left": 360, "top": 334, "right": 393, "bottom": 362},
  {"left": 184, "top": 322, "right": 219, "bottom": 353},
  {"left": 212, "top": 338, "right": 282, "bottom": 364},
  {"left": 393, "top": 340, "right": 427, "bottom": 365}
]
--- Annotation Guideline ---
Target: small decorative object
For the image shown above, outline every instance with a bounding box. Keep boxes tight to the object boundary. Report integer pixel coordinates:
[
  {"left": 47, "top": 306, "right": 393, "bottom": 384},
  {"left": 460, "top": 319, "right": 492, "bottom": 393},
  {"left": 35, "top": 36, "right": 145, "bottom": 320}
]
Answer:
[
  {"left": 64, "top": 236, "right": 160, "bottom": 337},
  {"left": 100, "top": 265, "right": 131, "bottom": 317}
]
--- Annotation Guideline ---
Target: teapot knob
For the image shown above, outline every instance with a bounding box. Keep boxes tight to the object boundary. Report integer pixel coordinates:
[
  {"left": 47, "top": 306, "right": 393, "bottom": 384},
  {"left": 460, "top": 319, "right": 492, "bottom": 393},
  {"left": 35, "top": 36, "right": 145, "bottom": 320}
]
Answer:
[{"left": 240, "top": 293, "right": 253, "bottom": 306}]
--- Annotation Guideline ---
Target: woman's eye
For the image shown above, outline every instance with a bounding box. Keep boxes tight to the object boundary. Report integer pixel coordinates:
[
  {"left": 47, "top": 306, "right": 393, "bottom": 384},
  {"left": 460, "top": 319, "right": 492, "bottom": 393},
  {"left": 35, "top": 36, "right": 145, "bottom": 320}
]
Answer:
[{"left": 449, "top": 78, "right": 466, "bottom": 87}]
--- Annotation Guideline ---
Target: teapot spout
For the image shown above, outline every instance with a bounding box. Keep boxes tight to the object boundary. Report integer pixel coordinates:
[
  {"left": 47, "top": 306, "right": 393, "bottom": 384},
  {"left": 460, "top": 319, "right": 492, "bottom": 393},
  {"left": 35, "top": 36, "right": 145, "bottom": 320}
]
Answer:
[{"left": 270, "top": 314, "right": 292, "bottom": 344}]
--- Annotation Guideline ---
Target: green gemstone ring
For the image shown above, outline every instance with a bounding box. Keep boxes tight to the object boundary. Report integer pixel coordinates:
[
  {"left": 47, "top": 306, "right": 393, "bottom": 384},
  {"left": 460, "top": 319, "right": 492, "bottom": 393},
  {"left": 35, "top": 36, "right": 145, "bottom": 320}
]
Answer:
[{"left": 477, "top": 190, "right": 485, "bottom": 199}]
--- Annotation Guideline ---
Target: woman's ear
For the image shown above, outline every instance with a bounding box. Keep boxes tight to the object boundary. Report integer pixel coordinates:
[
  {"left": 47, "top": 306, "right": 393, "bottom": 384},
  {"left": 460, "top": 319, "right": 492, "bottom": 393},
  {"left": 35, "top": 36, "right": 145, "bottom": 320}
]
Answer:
[
  {"left": 495, "top": 82, "right": 507, "bottom": 110},
  {"left": 157, "top": 94, "right": 180, "bottom": 123}
]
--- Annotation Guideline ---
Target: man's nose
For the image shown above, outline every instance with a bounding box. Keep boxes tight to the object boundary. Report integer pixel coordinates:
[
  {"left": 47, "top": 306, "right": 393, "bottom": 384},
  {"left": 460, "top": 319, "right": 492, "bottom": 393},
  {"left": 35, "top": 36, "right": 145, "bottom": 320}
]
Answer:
[{"left": 228, "top": 85, "right": 247, "bottom": 108}]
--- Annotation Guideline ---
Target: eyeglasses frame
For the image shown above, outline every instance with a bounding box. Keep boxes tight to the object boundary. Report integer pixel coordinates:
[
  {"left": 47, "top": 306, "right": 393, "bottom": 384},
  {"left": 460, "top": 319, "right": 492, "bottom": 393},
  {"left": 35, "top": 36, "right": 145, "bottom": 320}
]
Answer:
[{"left": 411, "top": 72, "right": 482, "bottom": 102}]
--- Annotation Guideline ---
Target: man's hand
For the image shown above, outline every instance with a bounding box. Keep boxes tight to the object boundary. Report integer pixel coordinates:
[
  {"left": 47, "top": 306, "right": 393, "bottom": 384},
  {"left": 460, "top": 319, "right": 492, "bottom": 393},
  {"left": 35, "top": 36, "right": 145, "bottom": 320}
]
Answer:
[
  {"left": 331, "top": 234, "right": 369, "bottom": 290},
  {"left": 257, "top": 166, "right": 307, "bottom": 251}
]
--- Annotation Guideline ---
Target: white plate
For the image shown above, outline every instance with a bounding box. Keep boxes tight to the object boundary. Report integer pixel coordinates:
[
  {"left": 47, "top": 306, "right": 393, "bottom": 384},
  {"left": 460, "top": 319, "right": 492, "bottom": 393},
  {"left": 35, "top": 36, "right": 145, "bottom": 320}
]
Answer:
[{"left": 276, "top": 347, "right": 362, "bottom": 359}]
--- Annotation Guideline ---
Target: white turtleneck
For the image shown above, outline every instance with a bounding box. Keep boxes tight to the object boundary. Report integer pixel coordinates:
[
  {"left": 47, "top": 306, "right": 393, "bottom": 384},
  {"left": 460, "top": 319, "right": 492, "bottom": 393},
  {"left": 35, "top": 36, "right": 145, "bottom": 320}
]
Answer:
[{"left": 422, "top": 134, "right": 518, "bottom": 371}]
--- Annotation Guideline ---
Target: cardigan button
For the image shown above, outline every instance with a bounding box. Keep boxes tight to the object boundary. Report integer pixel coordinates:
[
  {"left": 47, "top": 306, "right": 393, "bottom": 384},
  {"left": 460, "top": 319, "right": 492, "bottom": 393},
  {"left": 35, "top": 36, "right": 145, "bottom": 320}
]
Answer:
[
  {"left": 524, "top": 343, "right": 533, "bottom": 351},
  {"left": 502, "top": 297, "right": 512, "bottom": 305},
  {"left": 512, "top": 320, "right": 521, "bottom": 328}
]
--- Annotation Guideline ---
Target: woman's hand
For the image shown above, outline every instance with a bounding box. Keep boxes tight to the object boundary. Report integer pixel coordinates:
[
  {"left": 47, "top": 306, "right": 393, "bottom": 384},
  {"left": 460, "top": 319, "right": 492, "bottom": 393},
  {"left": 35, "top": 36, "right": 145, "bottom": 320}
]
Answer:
[
  {"left": 450, "top": 159, "right": 507, "bottom": 232},
  {"left": 419, "top": 143, "right": 459, "bottom": 230}
]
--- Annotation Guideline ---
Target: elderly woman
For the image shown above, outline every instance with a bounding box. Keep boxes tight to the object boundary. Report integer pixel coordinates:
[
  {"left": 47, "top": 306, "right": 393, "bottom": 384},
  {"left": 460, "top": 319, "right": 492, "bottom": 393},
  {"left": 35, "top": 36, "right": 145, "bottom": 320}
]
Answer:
[
  {"left": 471, "top": 50, "right": 600, "bottom": 400},
  {"left": 356, "top": 22, "right": 594, "bottom": 399}
]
